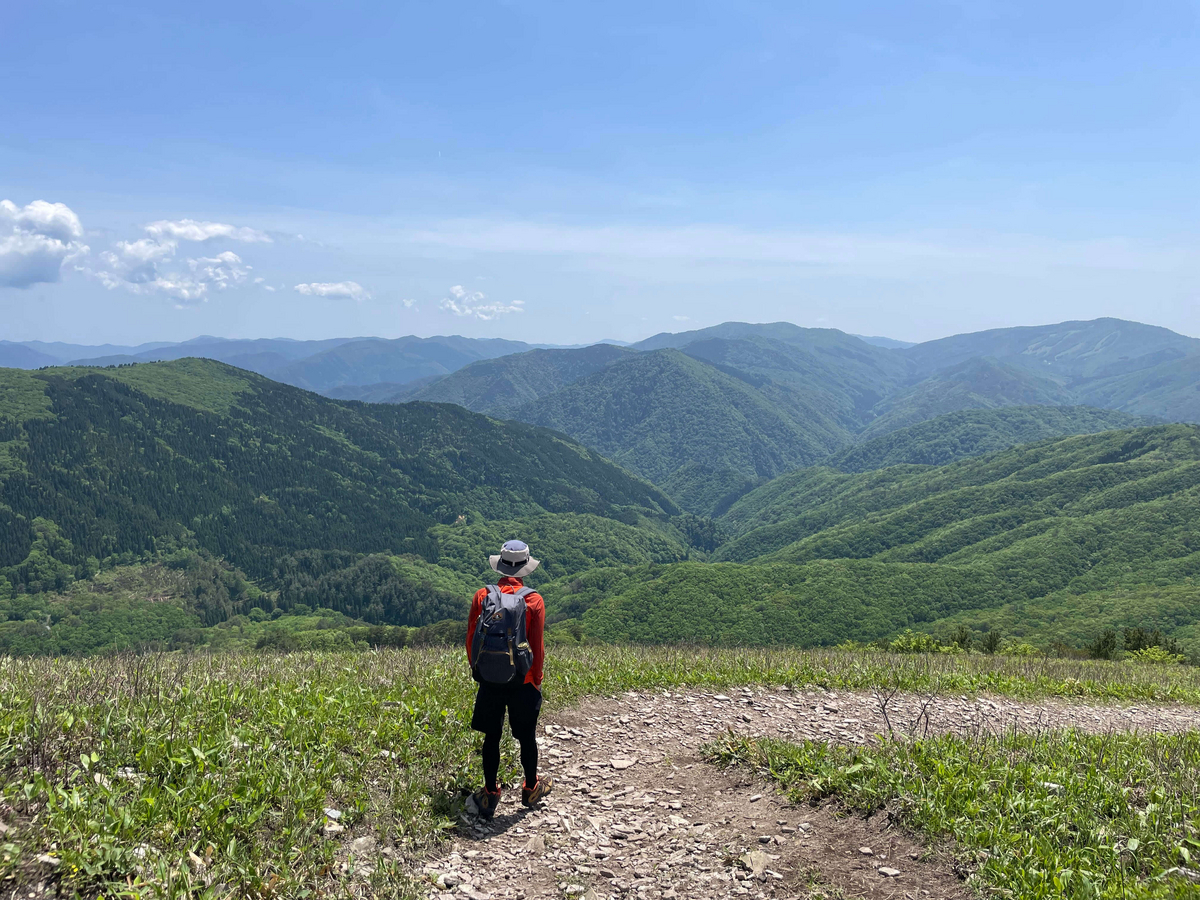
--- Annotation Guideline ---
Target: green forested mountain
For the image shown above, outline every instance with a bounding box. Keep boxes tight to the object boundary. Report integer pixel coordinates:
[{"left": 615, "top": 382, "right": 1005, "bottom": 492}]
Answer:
[
  {"left": 1077, "top": 353, "right": 1200, "bottom": 423},
  {"left": 357, "top": 319, "right": 1200, "bottom": 519},
  {"left": 903, "top": 317, "right": 1200, "bottom": 381},
  {"left": 718, "top": 424, "right": 1200, "bottom": 561},
  {"left": 535, "top": 425, "right": 1200, "bottom": 653},
  {"left": 548, "top": 559, "right": 1018, "bottom": 647},
  {"left": 405, "top": 343, "right": 633, "bottom": 412},
  {"left": 858, "top": 358, "right": 1075, "bottom": 439},
  {"left": 8, "top": 319, "right": 1200, "bottom": 659},
  {"left": 828, "top": 406, "right": 1151, "bottom": 472},
  {"left": 515, "top": 349, "right": 847, "bottom": 514},
  {"left": 677, "top": 334, "right": 908, "bottom": 429},
  {"left": 396, "top": 326, "right": 917, "bottom": 513},
  {"left": 0, "top": 359, "right": 696, "bottom": 652}
]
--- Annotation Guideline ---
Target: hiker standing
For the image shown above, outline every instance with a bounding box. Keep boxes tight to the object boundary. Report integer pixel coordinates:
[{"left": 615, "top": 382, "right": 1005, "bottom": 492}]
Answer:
[{"left": 466, "top": 540, "right": 554, "bottom": 819}]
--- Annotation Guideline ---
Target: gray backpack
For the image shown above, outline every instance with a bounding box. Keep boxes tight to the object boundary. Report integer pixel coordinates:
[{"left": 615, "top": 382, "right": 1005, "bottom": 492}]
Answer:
[{"left": 470, "top": 586, "right": 534, "bottom": 684}]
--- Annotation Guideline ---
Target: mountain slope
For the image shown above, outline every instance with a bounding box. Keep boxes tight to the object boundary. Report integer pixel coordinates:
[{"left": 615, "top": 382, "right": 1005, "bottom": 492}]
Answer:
[
  {"left": 678, "top": 335, "right": 909, "bottom": 430},
  {"left": 859, "top": 358, "right": 1078, "bottom": 439},
  {"left": 828, "top": 406, "right": 1152, "bottom": 472},
  {"left": 904, "top": 317, "right": 1200, "bottom": 382},
  {"left": 514, "top": 349, "right": 844, "bottom": 513},
  {"left": 266, "top": 335, "right": 537, "bottom": 393},
  {"left": 1077, "top": 353, "right": 1200, "bottom": 423},
  {"left": 548, "top": 425, "right": 1200, "bottom": 652},
  {"left": 716, "top": 424, "right": 1200, "bottom": 566},
  {"left": 0, "top": 360, "right": 681, "bottom": 601},
  {"left": 0, "top": 343, "right": 59, "bottom": 368},
  {"left": 403, "top": 343, "right": 634, "bottom": 412}
]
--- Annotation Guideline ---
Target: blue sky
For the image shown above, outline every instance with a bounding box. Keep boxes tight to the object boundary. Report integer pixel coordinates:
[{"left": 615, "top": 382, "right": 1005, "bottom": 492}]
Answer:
[{"left": 2, "top": 0, "right": 1198, "bottom": 345}]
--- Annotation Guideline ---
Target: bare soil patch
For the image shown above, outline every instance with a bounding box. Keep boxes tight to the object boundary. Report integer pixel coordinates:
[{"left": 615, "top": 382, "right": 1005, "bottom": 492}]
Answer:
[{"left": 417, "top": 688, "right": 1200, "bottom": 899}]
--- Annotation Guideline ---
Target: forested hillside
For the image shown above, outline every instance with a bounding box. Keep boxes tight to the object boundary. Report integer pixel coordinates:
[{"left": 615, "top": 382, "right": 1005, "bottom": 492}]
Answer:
[
  {"left": 719, "top": 424, "right": 1200, "bottom": 559},
  {"left": 405, "top": 343, "right": 633, "bottom": 412},
  {"left": 829, "top": 406, "right": 1149, "bottom": 472},
  {"left": 857, "top": 358, "right": 1075, "bottom": 439},
  {"left": 7, "top": 319, "right": 1200, "bottom": 659},
  {"left": 537, "top": 425, "right": 1200, "bottom": 653},
  {"left": 516, "top": 349, "right": 848, "bottom": 514},
  {"left": 357, "top": 319, "right": 1200, "bottom": 518},
  {"left": 0, "top": 360, "right": 697, "bottom": 653},
  {"left": 398, "top": 325, "right": 918, "bottom": 513}
]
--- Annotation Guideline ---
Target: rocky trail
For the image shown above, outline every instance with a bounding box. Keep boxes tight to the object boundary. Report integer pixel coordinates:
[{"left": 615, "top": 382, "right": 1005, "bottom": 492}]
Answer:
[{"left": 415, "top": 688, "right": 1200, "bottom": 900}]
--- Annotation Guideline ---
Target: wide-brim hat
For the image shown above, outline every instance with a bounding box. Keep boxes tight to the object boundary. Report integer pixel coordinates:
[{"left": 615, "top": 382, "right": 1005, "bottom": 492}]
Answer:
[{"left": 489, "top": 539, "right": 540, "bottom": 578}]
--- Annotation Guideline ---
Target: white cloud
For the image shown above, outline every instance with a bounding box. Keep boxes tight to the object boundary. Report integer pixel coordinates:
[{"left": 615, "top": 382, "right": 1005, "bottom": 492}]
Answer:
[
  {"left": 439, "top": 284, "right": 523, "bottom": 320},
  {"left": 673, "top": 315, "right": 690, "bottom": 321},
  {"left": 114, "top": 237, "right": 176, "bottom": 264},
  {"left": 189, "top": 251, "right": 250, "bottom": 290},
  {"left": 294, "top": 281, "right": 370, "bottom": 301},
  {"left": 95, "top": 239, "right": 251, "bottom": 305},
  {"left": 144, "top": 219, "right": 272, "bottom": 243},
  {"left": 2, "top": 200, "right": 83, "bottom": 242},
  {"left": 0, "top": 199, "right": 89, "bottom": 288}
]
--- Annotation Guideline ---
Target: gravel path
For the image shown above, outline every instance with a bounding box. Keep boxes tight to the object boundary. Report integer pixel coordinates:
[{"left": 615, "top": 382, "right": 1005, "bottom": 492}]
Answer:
[{"left": 417, "top": 687, "right": 1200, "bottom": 900}]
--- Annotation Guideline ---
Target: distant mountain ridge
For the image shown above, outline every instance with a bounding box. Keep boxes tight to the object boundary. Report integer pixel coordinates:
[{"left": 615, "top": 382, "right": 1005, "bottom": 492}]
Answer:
[
  {"left": 2, "top": 334, "right": 584, "bottom": 395},
  {"left": 381, "top": 317, "right": 1200, "bottom": 513},
  {"left": 5, "top": 353, "right": 1200, "bottom": 657},
  {"left": 904, "top": 317, "right": 1200, "bottom": 381},
  {"left": 8, "top": 317, "right": 1200, "bottom": 517}
]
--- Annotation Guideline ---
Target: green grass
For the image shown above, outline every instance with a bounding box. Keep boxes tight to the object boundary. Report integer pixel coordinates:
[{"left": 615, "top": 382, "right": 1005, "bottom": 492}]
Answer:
[
  {"left": 3, "top": 647, "right": 1199, "bottom": 898},
  {"left": 710, "top": 731, "right": 1200, "bottom": 899}
]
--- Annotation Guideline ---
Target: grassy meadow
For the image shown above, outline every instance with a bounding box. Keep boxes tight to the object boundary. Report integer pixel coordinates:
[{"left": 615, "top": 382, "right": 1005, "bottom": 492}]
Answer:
[
  {"left": 3, "top": 646, "right": 1200, "bottom": 898},
  {"left": 713, "top": 730, "right": 1200, "bottom": 899}
]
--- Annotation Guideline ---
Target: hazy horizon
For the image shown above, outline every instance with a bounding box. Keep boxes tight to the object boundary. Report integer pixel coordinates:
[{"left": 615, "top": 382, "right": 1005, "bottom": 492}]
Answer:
[{"left": 6, "top": 313, "right": 1200, "bottom": 356}]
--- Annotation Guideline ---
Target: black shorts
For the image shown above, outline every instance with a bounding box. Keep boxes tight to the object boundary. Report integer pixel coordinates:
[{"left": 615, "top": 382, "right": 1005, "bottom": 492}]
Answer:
[{"left": 470, "top": 681, "right": 543, "bottom": 739}]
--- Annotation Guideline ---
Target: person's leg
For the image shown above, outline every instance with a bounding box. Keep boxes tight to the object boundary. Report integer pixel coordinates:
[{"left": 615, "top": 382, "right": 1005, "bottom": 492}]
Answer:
[
  {"left": 513, "top": 723, "right": 538, "bottom": 787},
  {"left": 467, "top": 683, "right": 507, "bottom": 819},
  {"left": 481, "top": 730, "right": 502, "bottom": 792},
  {"left": 509, "top": 683, "right": 550, "bottom": 801},
  {"left": 470, "top": 683, "right": 506, "bottom": 790}
]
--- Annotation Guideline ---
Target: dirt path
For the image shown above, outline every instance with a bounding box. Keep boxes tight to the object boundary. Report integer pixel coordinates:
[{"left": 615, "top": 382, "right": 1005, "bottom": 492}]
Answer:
[{"left": 417, "top": 687, "right": 1200, "bottom": 900}]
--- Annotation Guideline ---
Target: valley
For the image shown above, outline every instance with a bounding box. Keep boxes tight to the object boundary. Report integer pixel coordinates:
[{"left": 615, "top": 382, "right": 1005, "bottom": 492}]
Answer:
[{"left": 2, "top": 317, "right": 1200, "bottom": 661}]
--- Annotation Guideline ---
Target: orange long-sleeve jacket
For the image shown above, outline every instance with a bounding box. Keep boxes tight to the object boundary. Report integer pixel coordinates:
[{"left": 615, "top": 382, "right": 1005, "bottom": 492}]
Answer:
[{"left": 465, "top": 576, "right": 545, "bottom": 688}]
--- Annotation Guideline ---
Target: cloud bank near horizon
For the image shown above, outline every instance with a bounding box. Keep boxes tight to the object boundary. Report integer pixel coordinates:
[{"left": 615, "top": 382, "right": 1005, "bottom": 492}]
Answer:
[{"left": 439, "top": 285, "right": 524, "bottom": 320}]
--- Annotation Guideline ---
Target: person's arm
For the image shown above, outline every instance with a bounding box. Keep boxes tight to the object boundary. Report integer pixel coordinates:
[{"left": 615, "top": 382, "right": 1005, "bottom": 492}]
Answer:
[
  {"left": 465, "top": 589, "right": 484, "bottom": 665},
  {"left": 527, "top": 593, "right": 545, "bottom": 689}
]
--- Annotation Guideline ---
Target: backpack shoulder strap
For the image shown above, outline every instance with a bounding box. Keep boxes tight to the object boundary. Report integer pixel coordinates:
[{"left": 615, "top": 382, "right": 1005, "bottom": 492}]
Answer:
[{"left": 512, "top": 586, "right": 535, "bottom": 600}]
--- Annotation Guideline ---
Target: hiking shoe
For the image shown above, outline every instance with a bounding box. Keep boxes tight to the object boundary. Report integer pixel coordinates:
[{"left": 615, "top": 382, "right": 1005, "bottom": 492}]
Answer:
[
  {"left": 522, "top": 776, "right": 554, "bottom": 807},
  {"left": 467, "top": 786, "right": 501, "bottom": 820}
]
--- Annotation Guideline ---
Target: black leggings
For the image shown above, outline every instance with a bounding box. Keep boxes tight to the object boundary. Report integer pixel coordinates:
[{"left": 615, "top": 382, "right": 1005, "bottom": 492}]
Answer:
[
  {"left": 471, "top": 681, "right": 543, "bottom": 790},
  {"left": 482, "top": 727, "right": 538, "bottom": 791}
]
